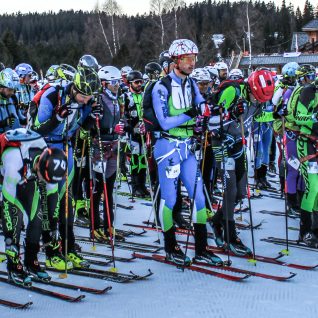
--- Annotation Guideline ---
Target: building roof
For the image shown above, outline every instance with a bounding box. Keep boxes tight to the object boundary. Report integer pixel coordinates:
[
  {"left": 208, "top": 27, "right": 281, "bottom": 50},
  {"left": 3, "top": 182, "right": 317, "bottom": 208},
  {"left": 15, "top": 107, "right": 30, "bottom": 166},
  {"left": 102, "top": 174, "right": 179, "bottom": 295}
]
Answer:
[
  {"left": 239, "top": 54, "right": 318, "bottom": 67},
  {"left": 302, "top": 19, "right": 318, "bottom": 31},
  {"left": 290, "top": 32, "right": 309, "bottom": 51}
]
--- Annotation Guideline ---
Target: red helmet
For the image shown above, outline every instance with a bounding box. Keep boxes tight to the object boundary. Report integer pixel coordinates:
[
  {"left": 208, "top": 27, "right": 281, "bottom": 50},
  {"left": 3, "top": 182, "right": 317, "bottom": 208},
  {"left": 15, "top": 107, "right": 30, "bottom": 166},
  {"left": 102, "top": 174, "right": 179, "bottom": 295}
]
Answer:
[{"left": 247, "top": 69, "right": 275, "bottom": 103}]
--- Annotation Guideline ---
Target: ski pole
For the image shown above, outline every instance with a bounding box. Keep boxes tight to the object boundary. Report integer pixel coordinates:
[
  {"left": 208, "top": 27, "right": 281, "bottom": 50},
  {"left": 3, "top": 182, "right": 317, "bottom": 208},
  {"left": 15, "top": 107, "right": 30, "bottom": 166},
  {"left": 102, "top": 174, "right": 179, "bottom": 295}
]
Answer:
[
  {"left": 183, "top": 106, "right": 210, "bottom": 270},
  {"left": 281, "top": 116, "right": 289, "bottom": 256},
  {"left": 87, "top": 133, "right": 96, "bottom": 251},
  {"left": 95, "top": 113, "right": 117, "bottom": 271},
  {"left": 240, "top": 115, "right": 256, "bottom": 264},
  {"left": 60, "top": 117, "right": 69, "bottom": 279},
  {"left": 219, "top": 106, "right": 231, "bottom": 265}
]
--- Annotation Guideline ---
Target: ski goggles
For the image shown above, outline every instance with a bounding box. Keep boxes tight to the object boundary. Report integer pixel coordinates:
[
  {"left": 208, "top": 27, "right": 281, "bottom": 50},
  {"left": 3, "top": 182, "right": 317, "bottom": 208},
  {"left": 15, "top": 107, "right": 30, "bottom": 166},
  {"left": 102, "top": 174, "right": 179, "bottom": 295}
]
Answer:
[{"left": 106, "top": 79, "right": 121, "bottom": 86}]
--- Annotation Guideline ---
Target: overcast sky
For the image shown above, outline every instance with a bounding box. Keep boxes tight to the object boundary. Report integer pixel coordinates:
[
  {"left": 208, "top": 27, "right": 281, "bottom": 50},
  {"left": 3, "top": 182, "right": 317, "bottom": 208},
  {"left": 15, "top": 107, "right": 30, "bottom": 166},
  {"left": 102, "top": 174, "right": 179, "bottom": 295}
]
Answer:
[{"left": 0, "top": 0, "right": 311, "bottom": 15}]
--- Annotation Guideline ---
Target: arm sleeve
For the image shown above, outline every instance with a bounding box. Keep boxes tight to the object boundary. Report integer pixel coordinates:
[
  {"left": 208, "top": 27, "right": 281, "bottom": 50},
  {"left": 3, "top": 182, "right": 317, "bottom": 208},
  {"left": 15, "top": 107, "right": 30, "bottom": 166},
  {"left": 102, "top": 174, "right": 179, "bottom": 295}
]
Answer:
[{"left": 295, "top": 86, "right": 315, "bottom": 126}]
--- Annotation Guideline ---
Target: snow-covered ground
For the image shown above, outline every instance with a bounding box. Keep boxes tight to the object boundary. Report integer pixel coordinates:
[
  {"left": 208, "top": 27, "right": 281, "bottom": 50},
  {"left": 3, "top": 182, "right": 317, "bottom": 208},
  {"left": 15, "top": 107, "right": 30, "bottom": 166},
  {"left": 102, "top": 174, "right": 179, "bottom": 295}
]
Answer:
[{"left": 1, "top": 176, "right": 318, "bottom": 318}]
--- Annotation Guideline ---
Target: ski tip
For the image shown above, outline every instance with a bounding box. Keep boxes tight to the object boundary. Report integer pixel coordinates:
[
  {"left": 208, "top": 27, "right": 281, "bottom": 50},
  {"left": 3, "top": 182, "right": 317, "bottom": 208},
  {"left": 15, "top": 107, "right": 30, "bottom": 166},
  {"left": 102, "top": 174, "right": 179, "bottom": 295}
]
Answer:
[
  {"left": 108, "top": 267, "right": 118, "bottom": 273},
  {"left": 58, "top": 273, "right": 68, "bottom": 279}
]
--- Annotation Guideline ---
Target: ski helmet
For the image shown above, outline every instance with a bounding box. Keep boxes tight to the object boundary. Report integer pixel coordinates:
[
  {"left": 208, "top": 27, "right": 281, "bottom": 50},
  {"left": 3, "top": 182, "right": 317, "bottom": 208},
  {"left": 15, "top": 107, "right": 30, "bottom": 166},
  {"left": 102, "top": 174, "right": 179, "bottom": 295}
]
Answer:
[
  {"left": 127, "top": 71, "right": 143, "bottom": 83},
  {"left": 295, "top": 64, "right": 316, "bottom": 80},
  {"left": 29, "top": 71, "right": 39, "bottom": 83},
  {"left": 15, "top": 63, "right": 33, "bottom": 78},
  {"left": 121, "top": 66, "right": 133, "bottom": 76},
  {"left": 73, "top": 66, "right": 101, "bottom": 96},
  {"left": 228, "top": 68, "right": 244, "bottom": 80},
  {"left": 214, "top": 62, "right": 228, "bottom": 73},
  {"left": 78, "top": 54, "right": 99, "bottom": 71},
  {"left": 143, "top": 73, "right": 149, "bottom": 81},
  {"left": 282, "top": 62, "right": 299, "bottom": 78},
  {"left": 159, "top": 50, "right": 173, "bottom": 69},
  {"left": 98, "top": 66, "right": 121, "bottom": 82},
  {"left": 190, "top": 68, "right": 211, "bottom": 82},
  {"left": 45, "top": 65, "right": 59, "bottom": 82},
  {"left": 55, "top": 64, "right": 76, "bottom": 83},
  {"left": 144, "top": 62, "right": 162, "bottom": 80},
  {"left": 168, "top": 39, "right": 199, "bottom": 58},
  {"left": 0, "top": 68, "right": 20, "bottom": 90},
  {"left": 204, "top": 66, "right": 219, "bottom": 81},
  {"left": 38, "top": 148, "right": 67, "bottom": 183},
  {"left": 247, "top": 68, "right": 275, "bottom": 103}
]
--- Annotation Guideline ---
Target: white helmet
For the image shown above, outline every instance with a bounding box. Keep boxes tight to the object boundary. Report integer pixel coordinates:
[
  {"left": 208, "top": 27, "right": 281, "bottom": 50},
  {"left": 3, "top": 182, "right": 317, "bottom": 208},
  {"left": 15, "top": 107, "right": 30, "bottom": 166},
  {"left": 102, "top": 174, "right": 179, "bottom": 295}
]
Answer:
[
  {"left": 204, "top": 66, "right": 219, "bottom": 80},
  {"left": 121, "top": 66, "right": 133, "bottom": 76},
  {"left": 143, "top": 73, "right": 149, "bottom": 81},
  {"left": 214, "top": 62, "right": 229, "bottom": 72},
  {"left": 98, "top": 66, "right": 121, "bottom": 82},
  {"left": 190, "top": 68, "right": 211, "bottom": 82},
  {"left": 229, "top": 68, "right": 244, "bottom": 80},
  {"left": 168, "top": 39, "right": 199, "bottom": 58}
]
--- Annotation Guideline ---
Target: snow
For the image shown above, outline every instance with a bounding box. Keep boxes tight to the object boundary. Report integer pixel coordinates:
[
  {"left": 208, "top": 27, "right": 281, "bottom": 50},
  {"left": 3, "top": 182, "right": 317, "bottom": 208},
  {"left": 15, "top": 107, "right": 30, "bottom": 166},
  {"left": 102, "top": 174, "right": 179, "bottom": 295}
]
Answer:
[{"left": 1, "top": 176, "right": 318, "bottom": 318}]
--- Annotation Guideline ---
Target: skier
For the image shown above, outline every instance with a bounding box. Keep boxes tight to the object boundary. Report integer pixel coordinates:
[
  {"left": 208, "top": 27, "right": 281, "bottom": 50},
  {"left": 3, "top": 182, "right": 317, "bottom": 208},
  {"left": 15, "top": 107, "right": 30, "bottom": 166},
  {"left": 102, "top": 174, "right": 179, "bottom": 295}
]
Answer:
[
  {"left": 122, "top": 70, "right": 148, "bottom": 197},
  {"left": 33, "top": 66, "right": 101, "bottom": 269},
  {"left": 0, "top": 128, "right": 67, "bottom": 285},
  {"left": 83, "top": 65, "right": 125, "bottom": 241},
  {"left": 294, "top": 64, "right": 318, "bottom": 247},
  {"left": 151, "top": 39, "right": 223, "bottom": 266}
]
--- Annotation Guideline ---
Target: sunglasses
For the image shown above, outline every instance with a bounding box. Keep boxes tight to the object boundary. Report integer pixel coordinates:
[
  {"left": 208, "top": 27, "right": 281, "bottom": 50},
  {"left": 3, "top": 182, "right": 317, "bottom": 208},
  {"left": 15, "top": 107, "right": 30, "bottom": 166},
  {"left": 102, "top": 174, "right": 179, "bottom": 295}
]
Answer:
[{"left": 132, "top": 80, "right": 143, "bottom": 85}]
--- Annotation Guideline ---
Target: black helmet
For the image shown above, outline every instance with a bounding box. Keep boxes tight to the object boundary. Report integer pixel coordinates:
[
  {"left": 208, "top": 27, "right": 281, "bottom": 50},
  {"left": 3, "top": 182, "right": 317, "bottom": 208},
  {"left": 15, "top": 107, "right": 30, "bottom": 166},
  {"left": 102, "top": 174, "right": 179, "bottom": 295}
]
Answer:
[
  {"left": 73, "top": 66, "right": 101, "bottom": 96},
  {"left": 159, "top": 50, "right": 173, "bottom": 68},
  {"left": 145, "top": 62, "right": 162, "bottom": 79},
  {"left": 0, "top": 62, "right": 5, "bottom": 72},
  {"left": 78, "top": 54, "right": 99, "bottom": 71},
  {"left": 38, "top": 148, "right": 67, "bottom": 183},
  {"left": 127, "top": 70, "right": 143, "bottom": 83},
  {"left": 295, "top": 64, "right": 316, "bottom": 79}
]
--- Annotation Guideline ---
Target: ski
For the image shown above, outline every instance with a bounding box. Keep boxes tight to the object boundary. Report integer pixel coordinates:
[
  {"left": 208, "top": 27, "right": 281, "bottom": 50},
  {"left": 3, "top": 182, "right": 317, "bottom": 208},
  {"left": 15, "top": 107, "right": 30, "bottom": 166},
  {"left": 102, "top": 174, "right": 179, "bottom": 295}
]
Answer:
[
  {"left": 192, "top": 261, "right": 296, "bottom": 281},
  {"left": 79, "top": 250, "right": 136, "bottom": 263},
  {"left": 133, "top": 253, "right": 250, "bottom": 282},
  {"left": 118, "top": 191, "right": 152, "bottom": 201},
  {"left": 0, "top": 275, "right": 85, "bottom": 302},
  {"left": 76, "top": 235, "right": 162, "bottom": 253},
  {"left": 258, "top": 210, "right": 299, "bottom": 219},
  {"left": 117, "top": 203, "right": 134, "bottom": 210},
  {"left": 45, "top": 266, "right": 153, "bottom": 283},
  {"left": 261, "top": 237, "right": 318, "bottom": 252},
  {"left": 0, "top": 269, "right": 111, "bottom": 294},
  {"left": 179, "top": 241, "right": 318, "bottom": 270},
  {"left": 0, "top": 298, "right": 33, "bottom": 309}
]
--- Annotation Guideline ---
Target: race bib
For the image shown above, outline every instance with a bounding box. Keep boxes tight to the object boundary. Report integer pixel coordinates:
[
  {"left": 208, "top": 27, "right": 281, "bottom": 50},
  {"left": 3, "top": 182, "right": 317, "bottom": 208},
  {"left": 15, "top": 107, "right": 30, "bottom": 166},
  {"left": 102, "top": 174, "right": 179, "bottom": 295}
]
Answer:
[
  {"left": 93, "top": 161, "right": 107, "bottom": 174},
  {"left": 221, "top": 158, "right": 235, "bottom": 171},
  {"left": 165, "top": 164, "right": 180, "bottom": 179},
  {"left": 287, "top": 156, "right": 300, "bottom": 170},
  {"left": 308, "top": 162, "right": 318, "bottom": 174}
]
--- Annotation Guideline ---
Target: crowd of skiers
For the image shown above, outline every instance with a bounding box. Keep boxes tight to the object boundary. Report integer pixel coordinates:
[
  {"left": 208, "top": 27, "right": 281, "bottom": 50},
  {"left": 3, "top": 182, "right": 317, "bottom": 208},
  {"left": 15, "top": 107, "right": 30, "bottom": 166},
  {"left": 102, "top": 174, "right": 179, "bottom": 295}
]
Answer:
[{"left": 0, "top": 37, "right": 317, "bottom": 285}]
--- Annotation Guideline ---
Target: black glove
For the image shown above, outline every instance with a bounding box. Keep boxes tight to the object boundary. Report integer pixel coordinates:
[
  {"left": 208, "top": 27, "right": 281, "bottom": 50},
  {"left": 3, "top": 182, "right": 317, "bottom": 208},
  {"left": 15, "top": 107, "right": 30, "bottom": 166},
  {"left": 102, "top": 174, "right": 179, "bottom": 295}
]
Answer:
[
  {"left": 55, "top": 103, "right": 72, "bottom": 120},
  {"left": 184, "top": 107, "right": 199, "bottom": 118},
  {"left": 231, "top": 102, "right": 245, "bottom": 120},
  {"left": 90, "top": 103, "right": 103, "bottom": 119},
  {"left": 0, "top": 116, "right": 15, "bottom": 128},
  {"left": 273, "top": 104, "right": 288, "bottom": 119}
]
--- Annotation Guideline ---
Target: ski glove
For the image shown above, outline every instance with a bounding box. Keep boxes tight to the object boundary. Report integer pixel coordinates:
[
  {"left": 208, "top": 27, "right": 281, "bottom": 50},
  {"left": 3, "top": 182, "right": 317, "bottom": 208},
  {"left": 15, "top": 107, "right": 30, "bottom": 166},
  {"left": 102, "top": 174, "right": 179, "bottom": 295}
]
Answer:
[
  {"left": 90, "top": 103, "right": 103, "bottom": 119},
  {"left": 133, "top": 121, "right": 146, "bottom": 135},
  {"left": 0, "top": 116, "right": 15, "bottom": 128},
  {"left": 114, "top": 121, "right": 125, "bottom": 135},
  {"left": 55, "top": 103, "right": 72, "bottom": 121},
  {"left": 230, "top": 102, "right": 245, "bottom": 120}
]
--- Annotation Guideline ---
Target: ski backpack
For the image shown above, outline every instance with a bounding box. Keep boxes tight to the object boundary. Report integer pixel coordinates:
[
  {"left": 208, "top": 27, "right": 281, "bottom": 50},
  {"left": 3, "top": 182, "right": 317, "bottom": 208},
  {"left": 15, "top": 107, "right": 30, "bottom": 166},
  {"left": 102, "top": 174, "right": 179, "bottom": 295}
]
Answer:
[{"left": 142, "top": 75, "right": 196, "bottom": 132}]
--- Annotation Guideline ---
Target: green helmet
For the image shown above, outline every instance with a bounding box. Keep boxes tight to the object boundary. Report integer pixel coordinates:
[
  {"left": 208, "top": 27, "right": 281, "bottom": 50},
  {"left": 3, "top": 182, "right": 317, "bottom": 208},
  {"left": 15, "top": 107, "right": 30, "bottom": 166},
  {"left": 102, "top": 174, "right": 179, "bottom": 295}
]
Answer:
[
  {"left": 45, "top": 64, "right": 59, "bottom": 82},
  {"left": 0, "top": 68, "right": 19, "bottom": 89},
  {"left": 295, "top": 64, "right": 316, "bottom": 79},
  {"left": 55, "top": 64, "right": 76, "bottom": 83},
  {"left": 73, "top": 66, "right": 101, "bottom": 96}
]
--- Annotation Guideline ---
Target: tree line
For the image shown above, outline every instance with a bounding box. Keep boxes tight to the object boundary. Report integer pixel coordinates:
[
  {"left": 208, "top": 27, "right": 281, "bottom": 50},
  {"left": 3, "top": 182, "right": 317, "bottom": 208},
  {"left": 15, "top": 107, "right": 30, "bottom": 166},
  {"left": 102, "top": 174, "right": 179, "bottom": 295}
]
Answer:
[{"left": 0, "top": 0, "right": 317, "bottom": 73}]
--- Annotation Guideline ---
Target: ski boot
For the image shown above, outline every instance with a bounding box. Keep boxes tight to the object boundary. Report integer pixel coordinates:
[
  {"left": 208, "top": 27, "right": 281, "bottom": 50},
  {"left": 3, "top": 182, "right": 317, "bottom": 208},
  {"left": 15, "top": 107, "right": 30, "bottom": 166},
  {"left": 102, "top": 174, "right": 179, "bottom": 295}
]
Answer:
[
  {"left": 93, "top": 228, "right": 110, "bottom": 243},
  {"left": 268, "top": 161, "right": 277, "bottom": 174},
  {"left": 24, "top": 241, "right": 51, "bottom": 281},
  {"left": 6, "top": 244, "right": 32, "bottom": 286},
  {"left": 227, "top": 221, "right": 252, "bottom": 256},
  {"left": 166, "top": 245, "right": 191, "bottom": 266},
  {"left": 45, "top": 240, "right": 73, "bottom": 271},
  {"left": 67, "top": 251, "right": 90, "bottom": 269},
  {"left": 301, "top": 232, "right": 318, "bottom": 248},
  {"left": 234, "top": 198, "right": 249, "bottom": 213},
  {"left": 194, "top": 249, "right": 223, "bottom": 266},
  {"left": 106, "top": 227, "right": 125, "bottom": 242}
]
